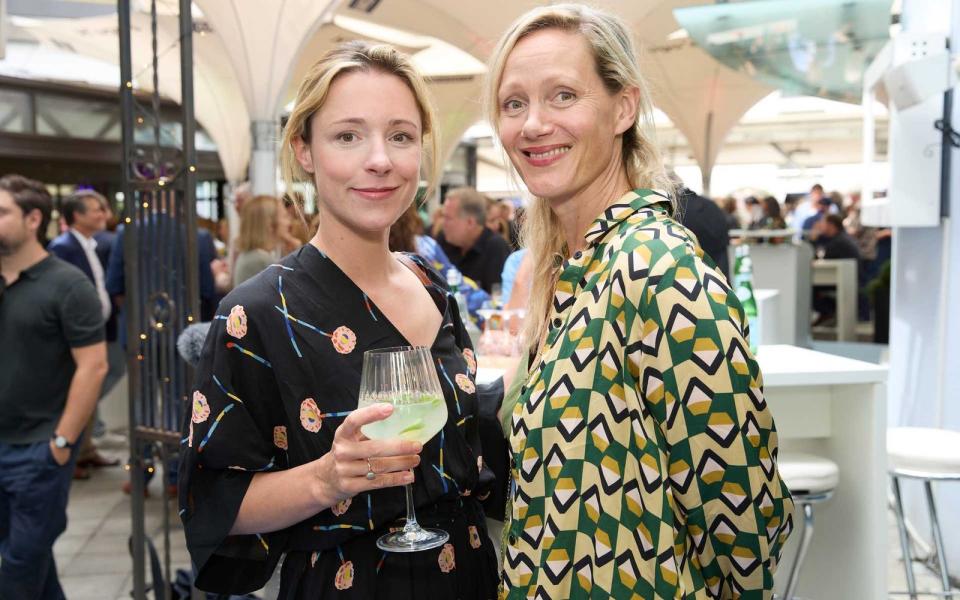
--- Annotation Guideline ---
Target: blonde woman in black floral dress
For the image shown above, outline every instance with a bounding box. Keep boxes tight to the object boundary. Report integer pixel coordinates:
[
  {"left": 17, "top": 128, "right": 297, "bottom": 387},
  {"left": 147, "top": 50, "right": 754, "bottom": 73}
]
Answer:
[{"left": 178, "top": 41, "right": 499, "bottom": 598}]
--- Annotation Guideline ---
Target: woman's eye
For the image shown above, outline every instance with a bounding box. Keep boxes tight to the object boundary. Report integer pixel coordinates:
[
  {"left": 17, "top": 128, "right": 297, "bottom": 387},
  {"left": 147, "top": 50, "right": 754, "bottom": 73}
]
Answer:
[
  {"left": 503, "top": 99, "right": 524, "bottom": 113},
  {"left": 337, "top": 132, "right": 357, "bottom": 143},
  {"left": 556, "top": 91, "right": 575, "bottom": 103},
  {"left": 391, "top": 132, "right": 412, "bottom": 143}
]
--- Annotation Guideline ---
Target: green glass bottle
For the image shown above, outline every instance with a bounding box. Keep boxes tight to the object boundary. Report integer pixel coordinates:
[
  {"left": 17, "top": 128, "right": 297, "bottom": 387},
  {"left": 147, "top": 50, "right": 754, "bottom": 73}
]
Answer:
[{"left": 732, "top": 244, "right": 760, "bottom": 354}]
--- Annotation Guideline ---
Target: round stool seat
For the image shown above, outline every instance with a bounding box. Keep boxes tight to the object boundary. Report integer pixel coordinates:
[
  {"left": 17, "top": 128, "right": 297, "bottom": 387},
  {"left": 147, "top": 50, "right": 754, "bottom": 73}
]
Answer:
[
  {"left": 779, "top": 453, "right": 839, "bottom": 496},
  {"left": 888, "top": 427, "right": 960, "bottom": 478}
]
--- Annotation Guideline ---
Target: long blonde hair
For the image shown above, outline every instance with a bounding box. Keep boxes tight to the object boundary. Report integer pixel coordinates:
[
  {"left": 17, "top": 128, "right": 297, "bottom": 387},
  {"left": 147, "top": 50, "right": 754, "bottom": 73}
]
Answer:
[
  {"left": 484, "top": 3, "right": 673, "bottom": 349},
  {"left": 236, "top": 195, "right": 280, "bottom": 253},
  {"left": 280, "top": 40, "right": 440, "bottom": 208}
]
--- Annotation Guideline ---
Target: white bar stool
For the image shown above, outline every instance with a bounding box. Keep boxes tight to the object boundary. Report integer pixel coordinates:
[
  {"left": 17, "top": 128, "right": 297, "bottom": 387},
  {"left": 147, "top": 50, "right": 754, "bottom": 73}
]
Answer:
[
  {"left": 888, "top": 427, "right": 960, "bottom": 600},
  {"left": 778, "top": 453, "right": 840, "bottom": 600}
]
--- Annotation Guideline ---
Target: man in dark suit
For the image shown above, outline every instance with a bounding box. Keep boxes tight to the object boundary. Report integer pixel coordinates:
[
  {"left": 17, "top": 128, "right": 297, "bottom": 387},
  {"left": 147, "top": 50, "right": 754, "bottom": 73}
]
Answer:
[
  {"left": 48, "top": 190, "right": 121, "bottom": 478},
  {"left": 677, "top": 186, "right": 732, "bottom": 281}
]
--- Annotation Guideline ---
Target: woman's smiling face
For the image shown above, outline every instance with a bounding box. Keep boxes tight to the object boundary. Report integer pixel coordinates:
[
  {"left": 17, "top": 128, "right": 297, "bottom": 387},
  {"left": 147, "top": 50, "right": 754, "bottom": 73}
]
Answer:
[
  {"left": 295, "top": 69, "right": 422, "bottom": 238},
  {"left": 497, "top": 28, "right": 635, "bottom": 205}
]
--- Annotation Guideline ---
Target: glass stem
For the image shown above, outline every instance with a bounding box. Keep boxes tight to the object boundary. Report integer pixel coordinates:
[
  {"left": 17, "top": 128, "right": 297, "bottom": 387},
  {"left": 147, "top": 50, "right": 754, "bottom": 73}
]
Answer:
[{"left": 402, "top": 477, "right": 419, "bottom": 533}]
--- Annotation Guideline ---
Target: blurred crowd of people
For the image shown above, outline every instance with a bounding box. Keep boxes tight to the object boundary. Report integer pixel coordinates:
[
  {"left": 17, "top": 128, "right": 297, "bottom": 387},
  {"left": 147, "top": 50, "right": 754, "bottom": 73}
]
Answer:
[{"left": 706, "top": 182, "right": 892, "bottom": 331}]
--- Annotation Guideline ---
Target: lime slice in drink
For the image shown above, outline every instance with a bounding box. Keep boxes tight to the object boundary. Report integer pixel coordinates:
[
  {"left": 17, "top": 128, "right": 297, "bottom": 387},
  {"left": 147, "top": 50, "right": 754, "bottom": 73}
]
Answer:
[{"left": 399, "top": 420, "right": 424, "bottom": 437}]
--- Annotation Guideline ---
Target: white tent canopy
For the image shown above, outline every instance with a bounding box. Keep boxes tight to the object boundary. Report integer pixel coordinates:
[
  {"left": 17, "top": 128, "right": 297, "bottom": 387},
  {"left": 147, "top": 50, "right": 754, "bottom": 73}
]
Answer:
[{"left": 10, "top": 1, "right": 779, "bottom": 192}]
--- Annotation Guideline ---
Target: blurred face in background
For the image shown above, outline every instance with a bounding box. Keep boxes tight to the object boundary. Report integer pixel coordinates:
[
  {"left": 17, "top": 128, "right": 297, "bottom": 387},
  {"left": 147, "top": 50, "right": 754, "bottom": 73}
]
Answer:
[
  {"left": 72, "top": 196, "right": 108, "bottom": 235},
  {"left": 441, "top": 196, "right": 470, "bottom": 247}
]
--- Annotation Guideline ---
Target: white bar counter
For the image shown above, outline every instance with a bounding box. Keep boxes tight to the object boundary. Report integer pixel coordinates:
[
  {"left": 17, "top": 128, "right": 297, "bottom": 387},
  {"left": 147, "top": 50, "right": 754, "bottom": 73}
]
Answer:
[
  {"left": 478, "top": 344, "right": 888, "bottom": 599},
  {"left": 758, "top": 344, "right": 887, "bottom": 599}
]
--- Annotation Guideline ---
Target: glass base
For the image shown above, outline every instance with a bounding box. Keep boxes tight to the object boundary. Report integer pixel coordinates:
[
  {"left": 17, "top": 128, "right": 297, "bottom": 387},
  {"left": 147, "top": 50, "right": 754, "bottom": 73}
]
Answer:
[{"left": 376, "top": 526, "right": 449, "bottom": 553}]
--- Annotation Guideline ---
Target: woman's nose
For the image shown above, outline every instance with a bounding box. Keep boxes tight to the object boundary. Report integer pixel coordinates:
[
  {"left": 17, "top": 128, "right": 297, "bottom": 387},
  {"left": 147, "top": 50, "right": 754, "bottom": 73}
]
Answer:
[
  {"left": 365, "top": 140, "right": 392, "bottom": 174},
  {"left": 521, "top": 106, "right": 553, "bottom": 139}
]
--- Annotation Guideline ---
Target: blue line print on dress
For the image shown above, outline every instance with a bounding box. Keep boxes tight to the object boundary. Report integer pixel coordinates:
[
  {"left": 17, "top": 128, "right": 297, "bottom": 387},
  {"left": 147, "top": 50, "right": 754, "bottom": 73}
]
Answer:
[
  {"left": 435, "top": 359, "right": 461, "bottom": 416},
  {"left": 197, "top": 404, "right": 236, "bottom": 452},
  {"left": 278, "top": 274, "right": 303, "bottom": 358}
]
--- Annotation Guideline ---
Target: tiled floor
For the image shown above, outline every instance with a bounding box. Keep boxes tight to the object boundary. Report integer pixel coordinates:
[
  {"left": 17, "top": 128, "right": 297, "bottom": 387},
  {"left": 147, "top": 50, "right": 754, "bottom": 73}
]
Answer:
[{"left": 53, "top": 433, "right": 958, "bottom": 599}]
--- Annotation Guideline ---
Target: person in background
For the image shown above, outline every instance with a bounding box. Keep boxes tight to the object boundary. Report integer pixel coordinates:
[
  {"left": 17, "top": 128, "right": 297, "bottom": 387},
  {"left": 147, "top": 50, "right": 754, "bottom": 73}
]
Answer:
[
  {"left": 677, "top": 185, "right": 732, "bottom": 281},
  {"left": 47, "top": 190, "right": 122, "bottom": 480},
  {"left": 793, "top": 183, "right": 838, "bottom": 239},
  {"left": 746, "top": 195, "right": 789, "bottom": 245},
  {"left": 486, "top": 5, "right": 793, "bottom": 597},
  {"left": 801, "top": 195, "right": 832, "bottom": 237},
  {"left": 282, "top": 192, "right": 311, "bottom": 252},
  {"left": 486, "top": 198, "right": 520, "bottom": 250},
  {"left": 0, "top": 174, "right": 108, "bottom": 599},
  {"left": 745, "top": 195, "right": 764, "bottom": 228},
  {"left": 812, "top": 213, "right": 862, "bottom": 326},
  {"left": 716, "top": 195, "right": 739, "bottom": 231},
  {"left": 499, "top": 248, "right": 529, "bottom": 308},
  {"left": 389, "top": 203, "right": 490, "bottom": 317},
  {"left": 233, "top": 195, "right": 295, "bottom": 287},
  {"left": 438, "top": 187, "right": 513, "bottom": 293}
]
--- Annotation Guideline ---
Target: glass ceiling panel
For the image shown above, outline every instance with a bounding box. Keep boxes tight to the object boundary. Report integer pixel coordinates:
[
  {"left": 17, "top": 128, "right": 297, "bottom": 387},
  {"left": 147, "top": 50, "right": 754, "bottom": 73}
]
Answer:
[{"left": 674, "top": 0, "right": 892, "bottom": 103}]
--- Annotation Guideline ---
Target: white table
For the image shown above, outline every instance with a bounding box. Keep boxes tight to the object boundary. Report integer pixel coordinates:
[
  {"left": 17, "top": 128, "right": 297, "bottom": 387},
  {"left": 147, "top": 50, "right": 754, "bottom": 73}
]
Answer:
[
  {"left": 812, "top": 258, "right": 858, "bottom": 341},
  {"left": 478, "top": 345, "right": 888, "bottom": 599},
  {"left": 757, "top": 345, "right": 887, "bottom": 599}
]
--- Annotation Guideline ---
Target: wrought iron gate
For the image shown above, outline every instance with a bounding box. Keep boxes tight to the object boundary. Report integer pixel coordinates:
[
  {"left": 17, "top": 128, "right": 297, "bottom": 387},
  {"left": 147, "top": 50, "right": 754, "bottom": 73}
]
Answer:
[{"left": 118, "top": 0, "right": 199, "bottom": 597}]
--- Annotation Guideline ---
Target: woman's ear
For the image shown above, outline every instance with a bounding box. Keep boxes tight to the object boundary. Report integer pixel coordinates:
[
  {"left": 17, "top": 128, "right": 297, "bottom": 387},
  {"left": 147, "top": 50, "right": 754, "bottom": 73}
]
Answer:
[
  {"left": 293, "top": 135, "right": 315, "bottom": 174},
  {"left": 614, "top": 86, "right": 641, "bottom": 136}
]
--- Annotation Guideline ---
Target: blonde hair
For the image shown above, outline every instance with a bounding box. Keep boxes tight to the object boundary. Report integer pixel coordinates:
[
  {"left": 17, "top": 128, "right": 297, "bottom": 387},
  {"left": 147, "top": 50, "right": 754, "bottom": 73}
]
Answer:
[
  {"left": 280, "top": 40, "right": 440, "bottom": 211},
  {"left": 236, "top": 195, "right": 280, "bottom": 252},
  {"left": 484, "top": 3, "right": 674, "bottom": 349}
]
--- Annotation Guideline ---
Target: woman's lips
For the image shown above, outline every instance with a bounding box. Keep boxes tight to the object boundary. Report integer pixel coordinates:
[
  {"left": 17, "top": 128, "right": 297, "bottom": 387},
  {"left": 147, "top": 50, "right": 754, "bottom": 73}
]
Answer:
[
  {"left": 520, "top": 144, "right": 571, "bottom": 167},
  {"left": 351, "top": 187, "right": 399, "bottom": 200}
]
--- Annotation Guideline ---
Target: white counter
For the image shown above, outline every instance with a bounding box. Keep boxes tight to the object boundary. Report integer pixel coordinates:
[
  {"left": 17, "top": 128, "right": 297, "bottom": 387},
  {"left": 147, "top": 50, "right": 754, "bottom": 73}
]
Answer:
[{"left": 755, "top": 345, "right": 888, "bottom": 599}]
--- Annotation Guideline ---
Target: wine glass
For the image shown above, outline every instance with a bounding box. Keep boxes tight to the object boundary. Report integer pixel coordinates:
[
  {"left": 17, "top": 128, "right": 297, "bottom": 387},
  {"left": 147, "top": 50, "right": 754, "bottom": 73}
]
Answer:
[{"left": 357, "top": 346, "right": 449, "bottom": 552}]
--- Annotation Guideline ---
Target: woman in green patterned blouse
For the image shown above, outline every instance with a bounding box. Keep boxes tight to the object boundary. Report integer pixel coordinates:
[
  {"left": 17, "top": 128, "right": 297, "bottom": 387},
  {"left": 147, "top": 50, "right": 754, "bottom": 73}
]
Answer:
[{"left": 485, "top": 4, "right": 795, "bottom": 599}]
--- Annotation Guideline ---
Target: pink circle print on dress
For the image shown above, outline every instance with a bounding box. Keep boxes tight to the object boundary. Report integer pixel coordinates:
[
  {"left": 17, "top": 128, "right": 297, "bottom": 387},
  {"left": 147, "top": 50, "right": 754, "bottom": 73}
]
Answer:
[
  {"left": 455, "top": 373, "right": 475, "bottom": 394},
  {"left": 225, "top": 304, "right": 247, "bottom": 339},
  {"left": 462, "top": 348, "right": 477, "bottom": 375},
  {"left": 332, "top": 498, "right": 351, "bottom": 516},
  {"left": 330, "top": 325, "right": 357, "bottom": 354},
  {"left": 300, "top": 398, "right": 322, "bottom": 433},
  {"left": 438, "top": 543, "right": 456, "bottom": 573},
  {"left": 335, "top": 560, "right": 354, "bottom": 590},
  {"left": 273, "top": 426, "right": 288, "bottom": 450},
  {"left": 468, "top": 525, "right": 482, "bottom": 549},
  {"left": 191, "top": 391, "right": 210, "bottom": 423}
]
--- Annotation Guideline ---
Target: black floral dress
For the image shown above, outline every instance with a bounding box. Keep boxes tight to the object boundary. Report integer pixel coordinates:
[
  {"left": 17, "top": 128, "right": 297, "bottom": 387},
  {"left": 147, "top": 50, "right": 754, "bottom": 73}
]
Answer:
[{"left": 178, "top": 244, "right": 499, "bottom": 599}]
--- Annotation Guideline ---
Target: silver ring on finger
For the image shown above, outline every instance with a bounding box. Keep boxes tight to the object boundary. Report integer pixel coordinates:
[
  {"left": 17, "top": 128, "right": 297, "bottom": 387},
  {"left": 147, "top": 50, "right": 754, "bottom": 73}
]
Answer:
[{"left": 365, "top": 458, "right": 376, "bottom": 480}]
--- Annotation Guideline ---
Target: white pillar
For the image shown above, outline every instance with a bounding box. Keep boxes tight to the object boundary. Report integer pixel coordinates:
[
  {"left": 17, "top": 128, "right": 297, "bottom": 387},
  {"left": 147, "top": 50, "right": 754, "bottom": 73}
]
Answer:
[
  {"left": 250, "top": 119, "right": 278, "bottom": 196},
  {"left": 889, "top": 0, "right": 960, "bottom": 579}
]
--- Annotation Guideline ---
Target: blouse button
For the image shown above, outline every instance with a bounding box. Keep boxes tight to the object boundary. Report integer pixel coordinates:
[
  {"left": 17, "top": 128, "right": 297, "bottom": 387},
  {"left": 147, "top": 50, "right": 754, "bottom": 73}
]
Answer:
[
  {"left": 520, "top": 385, "right": 527, "bottom": 395},
  {"left": 552, "top": 317, "right": 563, "bottom": 329},
  {"left": 508, "top": 533, "right": 518, "bottom": 545},
  {"left": 573, "top": 250, "right": 582, "bottom": 260}
]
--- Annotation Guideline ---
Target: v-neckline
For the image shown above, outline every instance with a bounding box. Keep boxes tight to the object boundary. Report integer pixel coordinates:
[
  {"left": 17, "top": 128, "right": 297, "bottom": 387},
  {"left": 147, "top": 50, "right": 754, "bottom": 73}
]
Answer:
[{"left": 302, "top": 244, "right": 448, "bottom": 350}]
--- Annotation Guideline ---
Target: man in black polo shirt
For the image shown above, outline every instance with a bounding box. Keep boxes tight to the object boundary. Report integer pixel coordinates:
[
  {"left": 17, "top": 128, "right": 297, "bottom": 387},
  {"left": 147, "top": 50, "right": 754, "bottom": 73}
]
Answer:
[
  {"left": 438, "top": 187, "right": 512, "bottom": 293},
  {"left": 0, "top": 174, "right": 108, "bottom": 599}
]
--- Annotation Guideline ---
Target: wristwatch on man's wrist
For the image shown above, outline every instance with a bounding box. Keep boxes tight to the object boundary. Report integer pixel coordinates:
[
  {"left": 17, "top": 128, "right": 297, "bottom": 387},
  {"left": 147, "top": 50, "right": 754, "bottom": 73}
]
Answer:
[{"left": 51, "top": 434, "right": 73, "bottom": 449}]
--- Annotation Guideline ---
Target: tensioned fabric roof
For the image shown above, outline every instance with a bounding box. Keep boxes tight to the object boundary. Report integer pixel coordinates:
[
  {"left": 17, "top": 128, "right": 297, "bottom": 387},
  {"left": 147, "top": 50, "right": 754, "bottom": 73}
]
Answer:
[{"left": 11, "top": 0, "right": 775, "bottom": 187}]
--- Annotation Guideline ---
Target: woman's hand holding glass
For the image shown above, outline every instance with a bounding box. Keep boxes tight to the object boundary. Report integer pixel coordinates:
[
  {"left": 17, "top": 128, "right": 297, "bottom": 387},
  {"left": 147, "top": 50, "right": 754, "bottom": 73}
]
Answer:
[{"left": 313, "top": 402, "right": 422, "bottom": 506}]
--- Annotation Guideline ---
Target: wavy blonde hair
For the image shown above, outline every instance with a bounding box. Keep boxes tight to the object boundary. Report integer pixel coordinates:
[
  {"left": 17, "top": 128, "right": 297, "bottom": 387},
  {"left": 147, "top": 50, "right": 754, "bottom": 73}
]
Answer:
[
  {"left": 280, "top": 40, "right": 440, "bottom": 209},
  {"left": 484, "top": 3, "right": 673, "bottom": 349}
]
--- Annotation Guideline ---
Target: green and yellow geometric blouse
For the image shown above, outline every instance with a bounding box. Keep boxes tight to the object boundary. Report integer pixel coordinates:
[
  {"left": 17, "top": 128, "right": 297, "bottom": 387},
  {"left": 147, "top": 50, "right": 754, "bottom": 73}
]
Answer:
[{"left": 500, "top": 190, "right": 794, "bottom": 599}]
